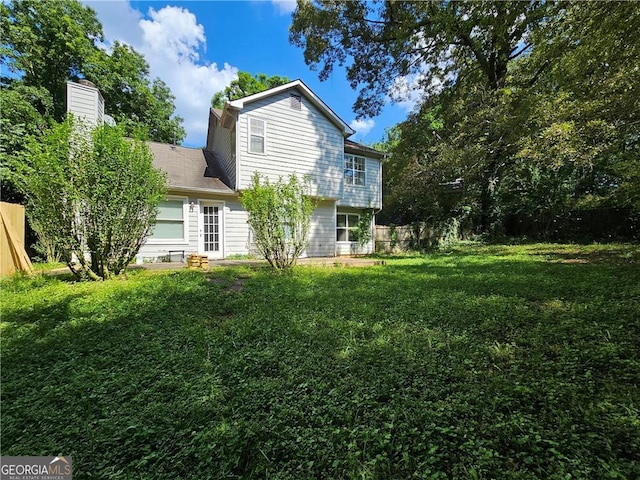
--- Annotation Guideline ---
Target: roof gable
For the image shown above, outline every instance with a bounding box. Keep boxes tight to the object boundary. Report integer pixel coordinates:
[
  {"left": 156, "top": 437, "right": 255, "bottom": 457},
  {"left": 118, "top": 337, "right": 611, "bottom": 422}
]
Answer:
[{"left": 227, "top": 79, "right": 355, "bottom": 137}]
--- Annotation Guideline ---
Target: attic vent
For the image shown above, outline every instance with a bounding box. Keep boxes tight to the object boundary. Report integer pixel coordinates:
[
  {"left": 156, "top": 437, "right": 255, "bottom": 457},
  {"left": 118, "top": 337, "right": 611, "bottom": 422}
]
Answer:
[{"left": 290, "top": 94, "right": 301, "bottom": 111}]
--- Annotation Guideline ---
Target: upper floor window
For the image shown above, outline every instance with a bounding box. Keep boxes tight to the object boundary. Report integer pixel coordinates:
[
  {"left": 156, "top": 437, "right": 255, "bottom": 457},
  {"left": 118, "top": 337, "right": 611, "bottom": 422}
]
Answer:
[
  {"left": 344, "top": 154, "right": 365, "bottom": 186},
  {"left": 249, "top": 117, "right": 265, "bottom": 154}
]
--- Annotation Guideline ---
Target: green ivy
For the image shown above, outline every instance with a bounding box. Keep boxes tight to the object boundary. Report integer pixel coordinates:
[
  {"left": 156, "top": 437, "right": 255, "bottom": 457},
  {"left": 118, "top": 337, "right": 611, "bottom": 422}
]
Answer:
[{"left": 355, "top": 208, "right": 375, "bottom": 249}]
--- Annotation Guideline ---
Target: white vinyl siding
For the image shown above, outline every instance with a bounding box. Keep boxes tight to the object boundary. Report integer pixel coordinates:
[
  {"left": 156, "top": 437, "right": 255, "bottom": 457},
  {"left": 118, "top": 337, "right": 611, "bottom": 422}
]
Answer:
[
  {"left": 237, "top": 89, "right": 344, "bottom": 199},
  {"left": 213, "top": 122, "right": 236, "bottom": 188},
  {"left": 66, "top": 82, "right": 105, "bottom": 127},
  {"left": 139, "top": 194, "right": 234, "bottom": 261},
  {"left": 221, "top": 197, "right": 251, "bottom": 256},
  {"left": 237, "top": 89, "right": 381, "bottom": 207},
  {"left": 148, "top": 196, "right": 188, "bottom": 244},
  {"left": 248, "top": 117, "right": 266, "bottom": 154},
  {"left": 306, "top": 200, "right": 336, "bottom": 257},
  {"left": 344, "top": 154, "right": 366, "bottom": 186}
]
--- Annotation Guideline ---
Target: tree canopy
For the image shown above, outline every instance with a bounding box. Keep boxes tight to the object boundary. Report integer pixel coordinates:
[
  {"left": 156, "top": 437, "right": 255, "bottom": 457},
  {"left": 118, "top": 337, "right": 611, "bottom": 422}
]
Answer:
[
  {"left": 292, "top": 0, "right": 640, "bottom": 238},
  {"left": 211, "top": 72, "right": 290, "bottom": 108},
  {"left": 1, "top": 0, "right": 185, "bottom": 143},
  {"left": 291, "top": 0, "right": 550, "bottom": 117}
]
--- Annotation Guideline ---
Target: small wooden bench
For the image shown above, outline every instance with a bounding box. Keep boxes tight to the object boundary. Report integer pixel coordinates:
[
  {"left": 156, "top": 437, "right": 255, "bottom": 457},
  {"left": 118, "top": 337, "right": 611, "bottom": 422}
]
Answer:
[{"left": 168, "top": 250, "right": 185, "bottom": 262}]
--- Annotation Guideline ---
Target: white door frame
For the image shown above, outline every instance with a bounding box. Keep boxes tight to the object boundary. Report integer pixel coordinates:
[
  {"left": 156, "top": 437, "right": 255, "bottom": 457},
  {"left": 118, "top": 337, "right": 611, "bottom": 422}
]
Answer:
[{"left": 197, "top": 200, "right": 225, "bottom": 258}]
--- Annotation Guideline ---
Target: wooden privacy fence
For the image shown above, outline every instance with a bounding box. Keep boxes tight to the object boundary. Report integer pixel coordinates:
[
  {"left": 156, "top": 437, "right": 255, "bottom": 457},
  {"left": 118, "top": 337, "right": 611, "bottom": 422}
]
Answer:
[
  {"left": 375, "top": 223, "right": 446, "bottom": 253},
  {"left": 1, "top": 202, "right": 33, "bottom": 276}
]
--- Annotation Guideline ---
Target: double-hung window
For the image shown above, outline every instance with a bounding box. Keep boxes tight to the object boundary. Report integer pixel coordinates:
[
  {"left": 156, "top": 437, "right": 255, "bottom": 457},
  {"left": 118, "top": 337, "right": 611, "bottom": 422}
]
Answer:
[
  {"left": 149, "top": 196, "right": 188, "bottom": 243},
  {"left": 336, "top": 213, "right": 360, "bottom": 242},
  {"left": 344, "top": 154, "right": 366, "bottom": 186},
  {"left": 249, "top": 117, "right": 266, "bottom": 154}
]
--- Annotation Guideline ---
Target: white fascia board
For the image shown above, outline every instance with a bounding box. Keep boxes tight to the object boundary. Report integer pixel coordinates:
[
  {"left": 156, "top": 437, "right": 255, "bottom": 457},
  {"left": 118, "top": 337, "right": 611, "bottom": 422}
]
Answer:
[
  {"left": 228, "top": 79, "right": 355, "bottom": 136},
  {"left": 168, "top": 185, "right": 239, "bottom": 197},
  {"left": 220, "top": 104, "right": 239, "bottom": 129}
]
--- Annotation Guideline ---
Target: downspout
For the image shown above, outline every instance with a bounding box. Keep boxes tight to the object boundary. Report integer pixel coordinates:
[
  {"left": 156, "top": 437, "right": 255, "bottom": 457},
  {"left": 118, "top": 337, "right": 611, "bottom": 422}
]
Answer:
[{"left": 234, "top": 111, "right": 240, "bottom": 191}]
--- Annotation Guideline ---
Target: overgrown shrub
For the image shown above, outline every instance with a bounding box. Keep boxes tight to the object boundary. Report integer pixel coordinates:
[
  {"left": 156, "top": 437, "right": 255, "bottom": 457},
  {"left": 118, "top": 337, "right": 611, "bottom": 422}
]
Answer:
[
  {"left": 241, "top": 172, "right": 314, "bottom": 270},
  {"left": 10, "top": 117, "right": 166, "bottom": 280}
]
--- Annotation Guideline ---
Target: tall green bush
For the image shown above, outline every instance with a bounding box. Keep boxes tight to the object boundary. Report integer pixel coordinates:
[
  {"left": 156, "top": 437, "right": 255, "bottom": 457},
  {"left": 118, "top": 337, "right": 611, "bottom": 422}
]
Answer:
[
  {"left": 241, "top": 172, "right": 314, "bottom": 270},
  {"left": 354, "top": 208, "right": 374, "bottom": 250},
  {"left": 11, "top": 117, "right": 166, "bottom": 280}
]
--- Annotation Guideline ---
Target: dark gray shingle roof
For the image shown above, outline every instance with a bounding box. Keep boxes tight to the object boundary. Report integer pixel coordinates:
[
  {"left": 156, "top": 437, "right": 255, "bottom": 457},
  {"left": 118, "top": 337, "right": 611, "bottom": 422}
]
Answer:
[
  {"left": 344, "top": 139, "right": 386, "bottom": 159},
  {"left": 147, "top": 141, "right": 234, "bottom": 194}
]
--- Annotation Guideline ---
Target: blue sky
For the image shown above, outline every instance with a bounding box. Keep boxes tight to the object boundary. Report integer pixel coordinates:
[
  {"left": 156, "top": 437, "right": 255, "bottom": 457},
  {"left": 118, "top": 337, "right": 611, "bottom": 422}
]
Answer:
[{"left": 84, "top": 0, "right": 417, "bottom": 147}]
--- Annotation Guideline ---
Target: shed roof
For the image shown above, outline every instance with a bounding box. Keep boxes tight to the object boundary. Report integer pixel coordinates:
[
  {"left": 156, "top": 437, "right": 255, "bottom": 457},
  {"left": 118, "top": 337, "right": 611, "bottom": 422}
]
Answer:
[
  {"left": 344, "top": 139, "right": 386, "bottom": 159},
  {"left": 147, "top": 141, "right": 235, "bottom": 194}
]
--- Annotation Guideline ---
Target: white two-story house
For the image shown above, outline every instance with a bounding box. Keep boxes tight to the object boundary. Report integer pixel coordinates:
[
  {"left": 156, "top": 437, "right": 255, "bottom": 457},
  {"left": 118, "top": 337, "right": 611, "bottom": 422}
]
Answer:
[{"left": 67, "top": 79, "right": 384, "bottom": 260}]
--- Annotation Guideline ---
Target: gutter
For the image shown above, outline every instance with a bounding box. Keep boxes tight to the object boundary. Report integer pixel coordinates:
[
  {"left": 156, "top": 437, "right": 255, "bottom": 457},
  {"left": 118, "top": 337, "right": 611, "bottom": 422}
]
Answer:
[{"left": 168, "top": 185, "right": 240, "bottom": 197}]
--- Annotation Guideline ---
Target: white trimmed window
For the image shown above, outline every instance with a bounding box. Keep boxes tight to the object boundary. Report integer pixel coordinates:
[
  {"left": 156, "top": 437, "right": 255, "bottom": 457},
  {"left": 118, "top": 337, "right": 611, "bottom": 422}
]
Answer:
[
  {"left": 336, "top": 213, "right": 360, "bottom": 242},
  {"left": 149, "top": 196, "right": 188, "bottom": 243},
  {"left": 344, "top": 154, "right": 366, "bottom": 186},
  {"left": 248, "top": 117, "right": 266, "bottom": 154}
]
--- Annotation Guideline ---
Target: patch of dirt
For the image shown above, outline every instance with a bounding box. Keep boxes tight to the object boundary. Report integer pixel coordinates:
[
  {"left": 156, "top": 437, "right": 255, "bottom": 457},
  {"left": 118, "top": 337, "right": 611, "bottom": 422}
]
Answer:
[
  {"left": 548, "top": 250, "right": 640, "bottom": 265},
  {"left": 227, "top": 280, "right": 245, "bottom": 293},
  {"left": 207, "top": 276, "right": 246, "bottom": 293},
  {"left": 556, "top": 258, "right": 589, "bottom": 264}
]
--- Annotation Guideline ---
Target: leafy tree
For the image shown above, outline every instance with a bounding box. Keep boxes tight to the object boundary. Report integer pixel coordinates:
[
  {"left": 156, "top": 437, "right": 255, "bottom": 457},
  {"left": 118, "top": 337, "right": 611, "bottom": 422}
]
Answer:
[
  {"left": 241, "top": 173, "right": 314, "bottom": 270},
  {"left": 293, "top": 1, "right": 639, "bottom": 237},
  {"left": 0, "top": 0, "right": 103, "bottom": 120},
  {"left": 291, "top": 0, "right": 552, "bottom": 232},
  {"left": 0, "top": 82, "right": 54, "bottom": 201},
  {"left": 0, "top": 81, "right": 55, "bottom": 257},
  {"left": 85, "top": 42, "right": 186, "bottom": 143},
  {"left": 512, "top": 1, "right": 640, "bottom": 215},
  {"left": 291, "top": 0, "right": 550, "bottom": 117},
  {"left": 1, "top": 0, "right": 185, "bottom": 143},
  {"left": 211, "top": 72, "right": 290, "bottom": 108},
  {"left": 10, "top": 117, "right": 166, "bottom": 280}
]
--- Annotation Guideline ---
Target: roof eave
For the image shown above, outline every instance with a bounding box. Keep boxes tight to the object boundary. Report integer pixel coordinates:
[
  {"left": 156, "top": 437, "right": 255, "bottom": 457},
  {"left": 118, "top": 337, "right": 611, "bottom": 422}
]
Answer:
[
  {"left": 220, "top": 104, "right": 239, "bottom": 129},
  {"left": 167, "top": 185, "right": 238, "bottom": 196},
  {"left": 344, "top": 140, "right": 386, "bottom": 160}
]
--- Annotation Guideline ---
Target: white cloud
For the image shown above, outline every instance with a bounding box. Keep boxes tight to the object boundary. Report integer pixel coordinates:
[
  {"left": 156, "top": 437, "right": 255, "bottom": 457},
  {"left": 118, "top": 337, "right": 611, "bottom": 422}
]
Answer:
[
  {"left": 388, "top": 73, "right": 428, "bottom": 113},
  {"left": 85, "top": 1, "right": 238, "bottom": 146},
  {"left": 385, "top": 32, "right": 451, "bottom": 113},
  {"left": 349, "top": 118, "right": 375, "bottom": 137},
  {"left": 140, "top": 6, "right": 204, "bottom": 63},
  {"left": 271, "top": 0, "right": 297, "bottom": 15}
]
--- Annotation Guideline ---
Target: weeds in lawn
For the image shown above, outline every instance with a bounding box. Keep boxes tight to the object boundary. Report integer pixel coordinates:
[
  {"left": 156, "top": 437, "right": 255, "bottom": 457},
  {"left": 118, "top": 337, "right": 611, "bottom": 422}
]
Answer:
[{"left": 1, "top": 244, "right": 639, "bottom": 479}]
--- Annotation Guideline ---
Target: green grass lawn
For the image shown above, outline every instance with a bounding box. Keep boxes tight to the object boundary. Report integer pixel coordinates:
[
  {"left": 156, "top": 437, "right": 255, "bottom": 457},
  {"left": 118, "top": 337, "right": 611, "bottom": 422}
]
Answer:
[{"left": 2, "top": 244, "right": 639, "bottom": 479}]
